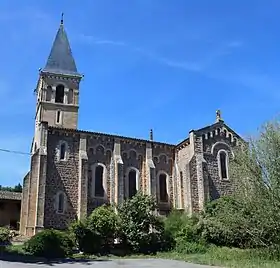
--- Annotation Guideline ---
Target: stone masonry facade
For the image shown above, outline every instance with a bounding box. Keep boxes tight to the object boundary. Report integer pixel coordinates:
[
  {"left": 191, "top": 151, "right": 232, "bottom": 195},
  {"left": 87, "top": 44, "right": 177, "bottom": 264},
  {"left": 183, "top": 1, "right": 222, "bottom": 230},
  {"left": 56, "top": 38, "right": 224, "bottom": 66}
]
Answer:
[{"left": 19, "top": 18, "right": 245, "bottom": 236}]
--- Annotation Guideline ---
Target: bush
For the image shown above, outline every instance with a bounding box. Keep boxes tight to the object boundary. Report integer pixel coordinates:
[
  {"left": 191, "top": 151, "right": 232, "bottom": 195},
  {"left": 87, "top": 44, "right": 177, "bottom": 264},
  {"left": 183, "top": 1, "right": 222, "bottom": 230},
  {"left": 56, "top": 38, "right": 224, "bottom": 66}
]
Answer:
[
  {"left": 118, "top": 193, "right": 170, "bottom": 254},
  {"left": 165, "top": 211, "right": 201, "bottom": 242},
  {"left": 87, "top": 205, "right": 119, "bottom": 248},
  {"left": 0, "top": 227, "right": 11, "bottom": 245},
  {"left": 70, "top": 205, "right": 119, "bottom": 254},
  {"left": 70, "top": 220, "right": 101, "bottom": 254},
  {"left": 164, "top": 210, "right": 187, "bottom": 238},
  {"left": 24, "top": 229, "right": 74, "bottom": 258},
  {"left": 201, "top": 196, "right": 253, "bottom": 248}
]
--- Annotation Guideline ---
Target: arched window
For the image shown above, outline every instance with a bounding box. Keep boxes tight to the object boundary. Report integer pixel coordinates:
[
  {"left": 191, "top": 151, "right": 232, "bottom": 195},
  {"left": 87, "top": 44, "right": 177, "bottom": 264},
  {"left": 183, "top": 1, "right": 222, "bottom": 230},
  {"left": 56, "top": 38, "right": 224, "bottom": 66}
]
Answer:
[
  {"left": 55, "top": 191, "right": 66, "bottom": 214},
  {"left": 46, "top": 86, "right": 52, "bottom": 101},
  {"left": 60, "top": 143, "right": 66, "bottom": 160},
  {"left": 68, "top": 89, "right": 74, "bottom": 104},
  {"left": 159, "top": 173, "right": 168, "bottom": 202},
  {"left": 94, "top": 165, "right": 105, "bottom": 197},
  {"left": 58, "top": 193, "right": 65, "bottom": 213},
  {"left": 128, "top": 169, "right": 137, "bottom": 198},
  {"left": 55, "top": 85, "right": 64, "bottom": 103},
  {"left": 219, "top": 150, "right": 228, "bottom": 180}
]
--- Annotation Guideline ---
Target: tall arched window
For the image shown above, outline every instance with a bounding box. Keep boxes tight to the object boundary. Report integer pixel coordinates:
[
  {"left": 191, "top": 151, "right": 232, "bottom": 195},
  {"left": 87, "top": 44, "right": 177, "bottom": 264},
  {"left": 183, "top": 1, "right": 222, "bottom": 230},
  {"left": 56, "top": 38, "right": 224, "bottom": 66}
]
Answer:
[
  {"left": 46, "top": 86, "right": 52, "bottom": 101},
  {"left": 58, "top": 193, "right": 65, "bottom": 213},
  {"left": 219, "top": 150, "right": 228, "bottom": 180},
  {"left": 128, "top": 169, "right": 137, "bottom": 198},
  {"left": 94, "top": 165, "right": 105, "bottom": 197},
  {"left": 55, "top": 191, "right": 66, "bottom": 214},
  {"left": 159, "top": 173, "right": 168, "bottom": 202},
  {"left": 60, "top": 143, "right": 66, "bottom": 160},
  {"left": 55, "top": 85, "right": 64, "bottom": 103}
]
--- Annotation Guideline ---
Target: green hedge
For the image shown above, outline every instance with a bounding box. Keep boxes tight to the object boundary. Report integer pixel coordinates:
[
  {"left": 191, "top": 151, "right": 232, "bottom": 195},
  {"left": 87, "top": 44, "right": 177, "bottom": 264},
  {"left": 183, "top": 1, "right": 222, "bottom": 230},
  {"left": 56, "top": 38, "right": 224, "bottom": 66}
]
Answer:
[{"left": 24, "top": 229, "right": 74, "bottom": 258}]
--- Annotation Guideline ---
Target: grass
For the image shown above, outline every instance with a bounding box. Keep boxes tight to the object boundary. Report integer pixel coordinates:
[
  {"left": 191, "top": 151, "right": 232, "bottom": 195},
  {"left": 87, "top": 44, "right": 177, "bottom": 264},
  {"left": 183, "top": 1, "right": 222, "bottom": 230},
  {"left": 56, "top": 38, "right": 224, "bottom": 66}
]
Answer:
[
  {"left": 156, "top": 247, "right": 280, "bottom": 268},
  {"left": 4, "top": 244, "right": 280, "bottom": 267}
]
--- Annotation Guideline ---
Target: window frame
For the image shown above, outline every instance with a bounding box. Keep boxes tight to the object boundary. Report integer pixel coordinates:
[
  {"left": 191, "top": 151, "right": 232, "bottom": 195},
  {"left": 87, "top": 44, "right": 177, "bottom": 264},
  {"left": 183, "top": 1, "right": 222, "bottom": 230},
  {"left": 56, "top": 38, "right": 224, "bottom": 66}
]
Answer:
[
  {"left": 91, "top": 163, "right": 107, "bottom": 199},
  {"left": 55, "top": 191, "right": 66, "bottom": 214},
  {"left": 55, "top": 84, "right": 65, "bottom": 104},
  {"left": 125, "top": 167, "right": 140, "bottom": 199},
  {"left": 55, "top": 109, "right": 62, "bottom": 125},
  {"left": 57, "top": 141, "right": 68, "bottom": 162},
  {"left": 217, "top": 149, "right": 230, "bottom": 181},
  {"left": 157, "top": 171, "right": 169, "bottom": 204}
]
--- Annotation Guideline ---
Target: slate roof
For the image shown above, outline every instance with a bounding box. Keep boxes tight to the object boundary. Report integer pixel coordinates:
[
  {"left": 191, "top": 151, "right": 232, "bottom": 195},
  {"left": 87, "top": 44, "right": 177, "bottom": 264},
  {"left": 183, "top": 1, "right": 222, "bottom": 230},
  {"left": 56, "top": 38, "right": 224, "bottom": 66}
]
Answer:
[
  {"left": 42, "top": 20, "right": 81, "bottom": 76},
  {"left": 0, "top": 191, "right": 22, "bottom": 201}
]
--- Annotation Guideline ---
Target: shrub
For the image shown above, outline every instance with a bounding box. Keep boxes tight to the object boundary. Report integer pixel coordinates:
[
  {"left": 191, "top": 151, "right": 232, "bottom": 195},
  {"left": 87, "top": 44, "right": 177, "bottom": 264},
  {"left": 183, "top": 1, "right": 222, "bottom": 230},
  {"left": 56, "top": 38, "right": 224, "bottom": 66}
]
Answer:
[
  {"left": 0, "top": 227, "right": 11, "bottom": 245},
  {"left": 118, "top": 193, "right": 170, "bottom": 254},
  {"left": 70, "top": 220, "right": 101, "bottom": 254},
  {"left": 175, "top": 240, "right": 208, "bottom": 254},
  {"left": 201, "top": 196, "right": 253, "bottom": 248},
  {"left": 70, "top": 205, "right": 119, "bottom": 254},
  {"left": 164, "top": 210, "right": 187, "bottom": 238},
  {"left": 24, "top": 229, "right": 74, "bottom": 258},
  {"left": 164, "top": 210, "right": 200, "bottom": 242},
  {"left": 87, "top": 205, "right": 119, "bottom": 248}
]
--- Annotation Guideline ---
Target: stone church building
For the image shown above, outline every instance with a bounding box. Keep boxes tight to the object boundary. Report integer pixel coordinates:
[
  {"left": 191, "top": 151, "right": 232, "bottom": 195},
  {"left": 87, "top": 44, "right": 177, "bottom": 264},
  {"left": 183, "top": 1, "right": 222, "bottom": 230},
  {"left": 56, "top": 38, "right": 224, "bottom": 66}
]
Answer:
[{"left": 19, "top": 18, "right": 244, "bottom": 236}]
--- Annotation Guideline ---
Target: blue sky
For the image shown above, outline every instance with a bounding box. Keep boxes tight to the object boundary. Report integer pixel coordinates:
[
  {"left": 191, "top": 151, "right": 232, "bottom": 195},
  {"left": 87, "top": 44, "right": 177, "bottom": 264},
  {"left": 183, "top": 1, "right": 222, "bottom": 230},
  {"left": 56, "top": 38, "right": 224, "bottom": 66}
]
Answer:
[{"left": 0, "top": 0, "right": 280, "bottom": 186}]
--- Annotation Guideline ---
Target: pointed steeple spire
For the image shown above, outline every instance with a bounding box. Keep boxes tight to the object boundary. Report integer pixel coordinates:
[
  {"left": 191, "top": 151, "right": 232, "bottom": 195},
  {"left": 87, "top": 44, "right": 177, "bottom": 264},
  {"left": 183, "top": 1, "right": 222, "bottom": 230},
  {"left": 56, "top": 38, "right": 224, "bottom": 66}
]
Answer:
[{"left": 42, "top": 14, "right": 81, "bottom": 76}]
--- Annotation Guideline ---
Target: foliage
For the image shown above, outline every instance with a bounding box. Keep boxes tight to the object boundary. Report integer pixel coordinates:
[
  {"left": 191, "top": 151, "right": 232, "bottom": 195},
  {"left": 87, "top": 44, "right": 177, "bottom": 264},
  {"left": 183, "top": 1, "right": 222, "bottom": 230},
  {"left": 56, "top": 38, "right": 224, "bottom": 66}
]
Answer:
[
  {"left": 70, "top": 205, "right": 119, "bottom": 254},
  {"left": 0, "top": 183, "right": 22, "bottom": 193},
  {"left": 164, "top": 210, "right": 200, "bottom": 241},
  {"left": 0, "top": 227, "right": 11, "bottom": 245},
  {"left": 70, "top": 220, "right": 101, "bottom": 254},
  {"left": 87, "top": 205, "right": 120, "bottom": 245},
  {"left": 118, "top": 192, "right": 172, "bottom": 254},
  {"left": 164, "top": 210, "right": 187, "bottom": 238},
  {"left": 23, "top": 229, "right": 74, "bottom": 258},
  {"left": 201, "top": 196, "right": 253, "bottom": 248},
  {"left": 199, "top": 119, "right": 280, "bottom": 250},
  {"left": 175, "top": 241, "right": 208, "bottom": 254}
]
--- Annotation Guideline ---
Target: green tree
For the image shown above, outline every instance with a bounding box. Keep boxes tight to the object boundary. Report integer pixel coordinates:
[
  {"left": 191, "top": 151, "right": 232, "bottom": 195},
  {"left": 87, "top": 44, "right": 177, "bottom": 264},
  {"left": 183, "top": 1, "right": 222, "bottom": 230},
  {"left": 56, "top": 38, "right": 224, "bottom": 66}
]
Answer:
[
  {"left": 202, "top": 119, "right": 280, "bottom": 250},
  {"left": 70, "top": 205, "right": 119, "bottom": 254},
  {"left": 0, "top": 183, "right": 22, "bottom": 193},
  {"left": 118, "top": 192, "right": 170, "bottom": 254}
]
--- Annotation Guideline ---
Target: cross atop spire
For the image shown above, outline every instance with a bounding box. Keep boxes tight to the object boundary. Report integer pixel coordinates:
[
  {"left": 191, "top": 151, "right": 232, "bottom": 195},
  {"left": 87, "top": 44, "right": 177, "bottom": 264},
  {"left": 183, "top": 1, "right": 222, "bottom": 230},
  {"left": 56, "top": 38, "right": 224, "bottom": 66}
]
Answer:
[
  {"left": 215, "top": 109, "right": 223, "bottom": 122},
  {"left": 60, "top": 12, "right": 64, "bottom": 25},
  {"left": 42, "top": 14, "right": 81, "bottom": 77}
]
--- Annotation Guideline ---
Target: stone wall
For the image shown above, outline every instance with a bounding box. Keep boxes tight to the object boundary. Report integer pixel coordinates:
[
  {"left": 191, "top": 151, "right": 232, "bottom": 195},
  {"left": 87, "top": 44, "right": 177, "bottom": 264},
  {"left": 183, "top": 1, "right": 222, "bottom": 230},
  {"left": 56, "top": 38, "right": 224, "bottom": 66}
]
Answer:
[
  {"left": 43, "top": 128, "right": 177, "bottom": 229},
  {"left": 19, "top": 173, "right": 29, "bottom": 234},
  {"left": 26, "top": 152, "right": 40, "bottom": 236},
  {"left": 44, "top": 130, "right": 80, "bottom": 229},
  {"left": 23, "top": 121, "right": 243, "bottom": 232},
  {"left": 87, "top": 134, "right": 114, "bottom": 214},
  {"left": 198, "top": 123, "right": 241, "bottom": 203}
]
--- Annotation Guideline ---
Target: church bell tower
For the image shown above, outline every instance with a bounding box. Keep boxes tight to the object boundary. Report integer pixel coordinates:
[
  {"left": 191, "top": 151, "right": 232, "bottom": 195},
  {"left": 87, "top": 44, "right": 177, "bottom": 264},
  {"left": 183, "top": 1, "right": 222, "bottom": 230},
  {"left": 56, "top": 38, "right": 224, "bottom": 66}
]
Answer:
[{"left": 33, "top": 15, "right": 82, "bottom": 145}]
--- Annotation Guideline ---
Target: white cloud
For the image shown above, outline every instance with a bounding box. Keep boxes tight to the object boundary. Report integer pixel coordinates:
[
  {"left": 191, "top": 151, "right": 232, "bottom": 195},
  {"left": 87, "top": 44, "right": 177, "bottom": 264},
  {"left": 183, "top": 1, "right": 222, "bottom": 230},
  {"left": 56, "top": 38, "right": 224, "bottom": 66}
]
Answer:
[{"left": 77, "top": 34, "right": 243, "bottom": 74}]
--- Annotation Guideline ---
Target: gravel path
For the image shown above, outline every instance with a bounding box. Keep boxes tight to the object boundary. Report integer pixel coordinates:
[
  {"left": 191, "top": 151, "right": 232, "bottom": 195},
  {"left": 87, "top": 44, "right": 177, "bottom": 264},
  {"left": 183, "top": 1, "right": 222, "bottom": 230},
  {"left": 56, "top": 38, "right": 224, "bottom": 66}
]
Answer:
[{"left": 0, "top": 258, "right": 217, "bottom": 268}]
